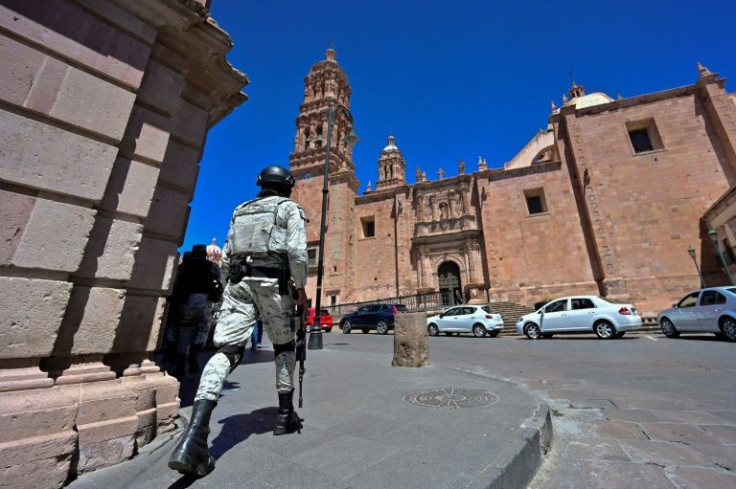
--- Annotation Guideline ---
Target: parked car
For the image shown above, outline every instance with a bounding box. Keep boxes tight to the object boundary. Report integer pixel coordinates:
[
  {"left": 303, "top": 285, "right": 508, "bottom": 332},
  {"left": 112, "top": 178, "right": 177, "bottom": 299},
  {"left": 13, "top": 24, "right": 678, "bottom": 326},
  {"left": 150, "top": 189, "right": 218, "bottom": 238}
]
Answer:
[
  {"left": 657, "top": 287, "right": 736, "bottom": 341},
  {"left": 305, "top": 308, "right": 333, "bottom": 333},
  {"left": 340, "top": 303, "right": 408, "bottom": 335},
  {"left": 426, "top": 305, "right": 504, "bottom": 337},
  {"left": 515, "top": 295, "right": 642, "bottom": 339}
]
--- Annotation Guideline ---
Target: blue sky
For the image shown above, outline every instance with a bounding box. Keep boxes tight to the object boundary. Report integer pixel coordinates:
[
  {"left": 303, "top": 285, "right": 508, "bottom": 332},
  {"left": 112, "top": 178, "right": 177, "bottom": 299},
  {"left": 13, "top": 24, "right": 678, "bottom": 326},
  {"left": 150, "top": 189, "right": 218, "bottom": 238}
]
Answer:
[{"left": 182, "top": 0, "right": 736, "bottom": 252}]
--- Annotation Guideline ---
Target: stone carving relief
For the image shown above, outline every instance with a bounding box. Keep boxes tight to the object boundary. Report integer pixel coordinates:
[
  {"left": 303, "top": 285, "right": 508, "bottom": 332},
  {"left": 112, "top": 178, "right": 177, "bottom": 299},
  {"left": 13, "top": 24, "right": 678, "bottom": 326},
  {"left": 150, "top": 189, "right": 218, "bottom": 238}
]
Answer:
[
  {"left": 414, "top": 188, "right": 469, "bottom": 223},
  {"left": 412, "top": 184, "right": 478, "bottom": 239}
]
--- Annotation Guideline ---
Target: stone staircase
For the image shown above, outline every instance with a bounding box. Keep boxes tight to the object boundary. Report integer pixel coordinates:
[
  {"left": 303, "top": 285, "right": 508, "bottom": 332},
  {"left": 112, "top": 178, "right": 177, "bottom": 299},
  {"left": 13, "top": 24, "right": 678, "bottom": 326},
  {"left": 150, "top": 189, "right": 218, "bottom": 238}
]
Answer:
[{"left": 487, "top": 301, "right": 537, "bottom": 336}]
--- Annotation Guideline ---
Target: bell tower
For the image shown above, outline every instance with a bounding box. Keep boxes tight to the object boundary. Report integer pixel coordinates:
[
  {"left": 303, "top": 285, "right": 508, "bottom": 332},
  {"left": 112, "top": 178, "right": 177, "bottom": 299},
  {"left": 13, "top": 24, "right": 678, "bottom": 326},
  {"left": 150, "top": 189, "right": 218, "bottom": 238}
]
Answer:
[
  {"left": 375, "top": 135, "right": 406, "bottom": 191},
  {"left": 289, "top": 48, "right": 360, "bottom": 305}
]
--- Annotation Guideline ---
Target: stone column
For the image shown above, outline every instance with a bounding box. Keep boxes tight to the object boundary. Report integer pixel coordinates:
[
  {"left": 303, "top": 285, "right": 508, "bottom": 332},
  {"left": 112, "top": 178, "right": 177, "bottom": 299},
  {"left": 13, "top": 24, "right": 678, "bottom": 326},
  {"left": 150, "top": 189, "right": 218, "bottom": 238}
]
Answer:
[
  {"left": 462, "top": 186, "right": 471, "bottom": 213},
  {"left": 0, "top": 1, "right": 247, "bottom": 486},
  {"left": 392, "top": 313, "right": 429, "bottom": 367},
  {"left": 421, "top": 250, "right": 433, "bottom": 288}
]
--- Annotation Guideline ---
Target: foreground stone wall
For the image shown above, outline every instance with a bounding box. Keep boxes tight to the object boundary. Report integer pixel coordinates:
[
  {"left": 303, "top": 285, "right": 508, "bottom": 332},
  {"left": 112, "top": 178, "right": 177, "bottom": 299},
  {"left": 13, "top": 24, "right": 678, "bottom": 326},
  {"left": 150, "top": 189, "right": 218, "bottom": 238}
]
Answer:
[{"left": 0, "top": 1, "right": 246, "bottom": 487}]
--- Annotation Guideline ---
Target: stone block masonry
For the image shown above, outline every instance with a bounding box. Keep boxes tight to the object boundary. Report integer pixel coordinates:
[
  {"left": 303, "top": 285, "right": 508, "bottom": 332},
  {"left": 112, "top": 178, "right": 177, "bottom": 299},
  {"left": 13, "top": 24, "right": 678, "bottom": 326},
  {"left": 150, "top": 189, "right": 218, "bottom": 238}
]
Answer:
[{"left": 0, "top": 0, "right": 247, "bottom": 487}]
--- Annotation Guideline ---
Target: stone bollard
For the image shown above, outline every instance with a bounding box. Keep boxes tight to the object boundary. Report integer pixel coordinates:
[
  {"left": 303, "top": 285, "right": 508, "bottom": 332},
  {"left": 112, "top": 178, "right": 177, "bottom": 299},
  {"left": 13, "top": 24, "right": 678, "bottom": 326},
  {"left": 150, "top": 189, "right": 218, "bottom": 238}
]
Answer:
[{"left": 392, "top": 312, "right": 429, "bottom": 367}]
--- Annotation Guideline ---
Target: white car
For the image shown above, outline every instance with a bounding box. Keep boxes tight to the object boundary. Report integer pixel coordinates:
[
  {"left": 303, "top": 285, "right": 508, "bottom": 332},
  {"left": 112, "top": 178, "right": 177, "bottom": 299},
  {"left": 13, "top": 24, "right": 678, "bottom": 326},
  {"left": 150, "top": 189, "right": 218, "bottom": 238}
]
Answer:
[
  {"left": 515, "top": 295, "right": 642, "bottom": 339},
  {"left": 426, "top": 305, "right": 504, "bottom": 338},
  {"left": 657, "top": 287, "right": 736, "bottom": 341}
]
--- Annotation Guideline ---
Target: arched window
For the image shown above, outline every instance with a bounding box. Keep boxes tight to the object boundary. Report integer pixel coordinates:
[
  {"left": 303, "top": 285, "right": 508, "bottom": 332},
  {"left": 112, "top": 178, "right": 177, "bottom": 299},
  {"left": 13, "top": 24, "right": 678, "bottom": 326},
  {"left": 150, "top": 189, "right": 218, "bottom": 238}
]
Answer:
[{"left": 532, "top": 145, "right": 555, "bottom": 165}]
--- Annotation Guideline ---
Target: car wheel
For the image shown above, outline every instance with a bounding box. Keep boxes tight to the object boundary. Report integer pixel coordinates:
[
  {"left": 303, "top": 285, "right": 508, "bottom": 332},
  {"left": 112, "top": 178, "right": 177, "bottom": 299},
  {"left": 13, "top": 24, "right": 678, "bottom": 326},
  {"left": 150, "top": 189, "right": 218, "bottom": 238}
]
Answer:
[
  {"left": 489, "top": 331, "right": 499, "bottom": 338},
  {"left": 524, "top": 323, "right": 541, "bottom": 339},
  {"left": 472, "top": 324, "right": 486, "bottom": 338},
  {"left": 324, "top": 327, "right": 332, "bottom": 333},
  {"left": 361, "top": 329, "right": 369, "bottom": 334},
  {"left": 444, "top": 332, "right": 453, "bottom": 336},
  {"left": 659, "top": 317, "right": 680, "bottom": 338},
  {"left": 594, "top": 320, "right": 615, "bottom": 339},
  {"left": 427, "top": 323, "right": 439, "bottom": 336},
  {"left": 376, "top": 320, "right": 389, "bottom": 335},
  {"left": 541, "top": 333, "right": 554, "bottom": 339},
  {"left": 341, "top": 321, "right": 352, "bottom": 334},
  {"left": 615, "top": 332, "right": 626, "bottom": 338},
  {"left": 719, "top": 317, "right": 736, "bottom": 342}
]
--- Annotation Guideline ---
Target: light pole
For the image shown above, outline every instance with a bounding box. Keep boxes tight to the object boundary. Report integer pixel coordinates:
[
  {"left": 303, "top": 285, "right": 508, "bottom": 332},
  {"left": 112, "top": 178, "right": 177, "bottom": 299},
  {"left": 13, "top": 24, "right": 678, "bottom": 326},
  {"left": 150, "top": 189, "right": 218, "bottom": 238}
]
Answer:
[
  {"left": 708, "top": 229, "right": 735, "bottom": 285},
  {"left": 687, "top": 245, "right": 705, "bottom": 288},
  {"left": 308, "top": 103, "right": 359, "bottom": 350}
]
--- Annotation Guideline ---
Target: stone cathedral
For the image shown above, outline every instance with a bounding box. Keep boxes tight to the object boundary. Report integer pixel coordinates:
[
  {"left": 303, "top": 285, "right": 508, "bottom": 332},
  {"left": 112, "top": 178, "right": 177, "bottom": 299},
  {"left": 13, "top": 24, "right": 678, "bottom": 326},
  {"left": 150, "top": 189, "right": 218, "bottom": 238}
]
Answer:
[{"left": 290, "top": 49, "right": 736, "bottom": 315}]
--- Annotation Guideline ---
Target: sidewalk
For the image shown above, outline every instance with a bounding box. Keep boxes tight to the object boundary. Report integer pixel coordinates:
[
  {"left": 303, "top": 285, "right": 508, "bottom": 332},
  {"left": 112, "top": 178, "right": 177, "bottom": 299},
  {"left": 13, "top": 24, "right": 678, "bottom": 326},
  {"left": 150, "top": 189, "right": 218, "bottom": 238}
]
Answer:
[{"left": 67, "top": 343, "right": 550, "bottom": 489}]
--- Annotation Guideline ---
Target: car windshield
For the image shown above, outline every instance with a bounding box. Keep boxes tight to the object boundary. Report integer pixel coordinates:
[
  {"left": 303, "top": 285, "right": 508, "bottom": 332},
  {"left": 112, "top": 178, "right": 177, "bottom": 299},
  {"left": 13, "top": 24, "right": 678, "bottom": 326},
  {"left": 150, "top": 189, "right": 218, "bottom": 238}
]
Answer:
[
  {"left": 481, "top": 305, "right": 494, "bottom": 314},
  {"left": 724, "top": 287, "right": 736, "bottom": 296},
  {"left": 320, "top": 309, "right": 330, "bottom": 316},
  {"left": 594, "top": 297, "right": 612, "bottom": 305},
  {"left": 395, "top": 304, "right": 408, "bottom": 312}
]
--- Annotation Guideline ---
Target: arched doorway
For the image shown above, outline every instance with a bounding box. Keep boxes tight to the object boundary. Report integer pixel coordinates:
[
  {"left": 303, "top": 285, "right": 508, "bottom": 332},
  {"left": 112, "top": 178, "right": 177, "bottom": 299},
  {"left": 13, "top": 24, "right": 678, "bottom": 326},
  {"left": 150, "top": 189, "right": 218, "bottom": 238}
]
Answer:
[{"left": 438, "top": 261, "right": 462, "bottom": 306}]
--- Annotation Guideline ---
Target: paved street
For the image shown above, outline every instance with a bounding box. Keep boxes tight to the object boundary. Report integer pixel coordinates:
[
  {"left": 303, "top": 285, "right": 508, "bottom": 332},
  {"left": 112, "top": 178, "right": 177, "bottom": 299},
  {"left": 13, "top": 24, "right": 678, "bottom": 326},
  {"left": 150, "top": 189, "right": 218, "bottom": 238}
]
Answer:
[{"left": 329, "top": 330, "right": 736, "bottom": 488}]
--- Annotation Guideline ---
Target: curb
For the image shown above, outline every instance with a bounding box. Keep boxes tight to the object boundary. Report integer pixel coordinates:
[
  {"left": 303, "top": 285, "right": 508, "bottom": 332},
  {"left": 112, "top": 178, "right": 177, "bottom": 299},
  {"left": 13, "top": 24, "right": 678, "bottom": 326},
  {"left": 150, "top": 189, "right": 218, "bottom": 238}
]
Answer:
[{"left": 446, "top": 366, "right": 553, "bottom": 489}]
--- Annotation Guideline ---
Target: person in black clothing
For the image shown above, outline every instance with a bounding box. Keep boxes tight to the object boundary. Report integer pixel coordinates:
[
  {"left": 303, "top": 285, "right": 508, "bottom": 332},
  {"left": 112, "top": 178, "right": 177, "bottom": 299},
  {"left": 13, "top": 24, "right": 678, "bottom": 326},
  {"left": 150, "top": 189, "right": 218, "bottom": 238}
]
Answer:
[{"left": 166, "top": 244, "right": 223, "bottom": 378}]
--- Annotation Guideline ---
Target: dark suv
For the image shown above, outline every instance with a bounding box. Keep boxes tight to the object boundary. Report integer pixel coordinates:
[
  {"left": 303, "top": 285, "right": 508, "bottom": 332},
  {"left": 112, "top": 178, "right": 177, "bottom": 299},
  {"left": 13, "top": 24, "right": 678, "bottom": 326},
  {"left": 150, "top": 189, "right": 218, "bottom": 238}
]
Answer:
[{"left": 340, "top": 303, "right": 408, "bottom": 335}]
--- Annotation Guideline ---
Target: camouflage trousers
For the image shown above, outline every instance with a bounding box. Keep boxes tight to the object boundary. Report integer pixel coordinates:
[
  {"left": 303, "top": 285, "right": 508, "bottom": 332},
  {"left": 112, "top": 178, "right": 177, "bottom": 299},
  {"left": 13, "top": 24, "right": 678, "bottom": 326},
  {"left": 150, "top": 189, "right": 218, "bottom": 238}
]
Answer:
[
  {"left": 195, "top": 276, "right": 296, "bottom": 402},
  {"left": 165, "top": 293, "right": 213, "bottom": 354}
]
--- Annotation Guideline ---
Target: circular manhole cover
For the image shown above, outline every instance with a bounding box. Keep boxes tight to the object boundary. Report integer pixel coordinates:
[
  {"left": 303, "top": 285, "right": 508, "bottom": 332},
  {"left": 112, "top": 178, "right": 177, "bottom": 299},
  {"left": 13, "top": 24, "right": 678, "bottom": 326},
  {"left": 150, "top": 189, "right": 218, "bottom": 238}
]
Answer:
[{"left": 403, "top": 388, "right": 500, "bottom": 409}]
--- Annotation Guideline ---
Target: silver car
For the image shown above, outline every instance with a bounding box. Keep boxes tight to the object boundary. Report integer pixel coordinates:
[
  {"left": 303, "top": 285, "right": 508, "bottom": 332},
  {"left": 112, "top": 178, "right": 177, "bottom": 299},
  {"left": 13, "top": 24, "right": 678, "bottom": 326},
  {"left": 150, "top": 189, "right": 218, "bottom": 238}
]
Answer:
[
  {"left": 657, "top": 287, "right": 736, "bottom": 341},
  {"left": 426, "top": 305, "right": 504, "bottom": 338},
  {"left": 515, "top": 295, "right": 642, "bottom": 339}
]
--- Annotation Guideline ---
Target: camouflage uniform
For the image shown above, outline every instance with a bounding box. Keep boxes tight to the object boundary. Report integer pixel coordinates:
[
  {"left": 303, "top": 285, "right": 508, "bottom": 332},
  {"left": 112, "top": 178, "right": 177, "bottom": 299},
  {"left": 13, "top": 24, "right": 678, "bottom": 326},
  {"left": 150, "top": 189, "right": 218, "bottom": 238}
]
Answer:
[{"left": 195, "top": 195, "right": 308, "bottom": 402}]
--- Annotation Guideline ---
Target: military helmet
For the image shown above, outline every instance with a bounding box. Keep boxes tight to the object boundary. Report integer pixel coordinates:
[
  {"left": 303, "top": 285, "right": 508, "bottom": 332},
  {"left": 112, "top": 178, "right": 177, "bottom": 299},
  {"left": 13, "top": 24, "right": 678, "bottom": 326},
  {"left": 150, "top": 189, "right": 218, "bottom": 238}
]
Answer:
[{"left": 256, "top": 165, "right": 295, "bottom": 189}]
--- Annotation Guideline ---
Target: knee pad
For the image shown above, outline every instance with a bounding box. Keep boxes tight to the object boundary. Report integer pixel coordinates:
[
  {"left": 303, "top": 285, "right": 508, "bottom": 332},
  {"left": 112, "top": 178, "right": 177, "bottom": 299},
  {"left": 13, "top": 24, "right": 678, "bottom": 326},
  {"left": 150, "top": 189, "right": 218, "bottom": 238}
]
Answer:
[
  {"left": 273, "top": 340, "right": 295, "bottom": 357},
  {"left": 217, "top": 344, "right": 245, "bottom": 372}
]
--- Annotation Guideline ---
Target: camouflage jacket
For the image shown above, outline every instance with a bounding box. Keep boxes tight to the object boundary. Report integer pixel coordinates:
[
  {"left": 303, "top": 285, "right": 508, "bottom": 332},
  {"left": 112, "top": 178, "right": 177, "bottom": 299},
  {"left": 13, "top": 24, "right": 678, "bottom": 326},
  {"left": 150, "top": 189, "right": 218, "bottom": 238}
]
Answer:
[{"left": 221, "top": 195, "right": 308, "bottom": 288}]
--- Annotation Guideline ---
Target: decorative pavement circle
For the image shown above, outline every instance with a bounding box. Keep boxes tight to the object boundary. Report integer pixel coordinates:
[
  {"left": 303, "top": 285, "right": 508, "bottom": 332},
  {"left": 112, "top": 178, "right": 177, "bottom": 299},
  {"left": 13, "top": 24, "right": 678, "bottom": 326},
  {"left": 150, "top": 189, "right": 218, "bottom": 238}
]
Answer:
[{"left": 403, "top": 388, "right": 500, "bottom": 409}]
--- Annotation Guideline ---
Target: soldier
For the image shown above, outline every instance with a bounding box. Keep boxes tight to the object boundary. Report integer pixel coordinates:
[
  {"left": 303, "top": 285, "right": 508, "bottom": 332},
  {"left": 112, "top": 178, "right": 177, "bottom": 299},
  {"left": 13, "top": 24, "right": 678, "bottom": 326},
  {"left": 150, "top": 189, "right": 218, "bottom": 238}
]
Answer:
[{"left": 169, "top": 164, "right": 309, "bottom": 477}]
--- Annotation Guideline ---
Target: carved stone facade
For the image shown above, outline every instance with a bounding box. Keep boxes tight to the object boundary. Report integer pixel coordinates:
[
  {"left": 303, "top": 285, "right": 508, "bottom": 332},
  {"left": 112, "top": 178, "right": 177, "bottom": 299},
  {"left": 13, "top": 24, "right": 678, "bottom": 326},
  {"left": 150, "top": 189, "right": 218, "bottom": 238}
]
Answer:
[
  {"left": 0, "top": 1, "right": 246, "bottom": 487},
  {"left": 291, "top": 52, "right": 736, "bottom": 316}
]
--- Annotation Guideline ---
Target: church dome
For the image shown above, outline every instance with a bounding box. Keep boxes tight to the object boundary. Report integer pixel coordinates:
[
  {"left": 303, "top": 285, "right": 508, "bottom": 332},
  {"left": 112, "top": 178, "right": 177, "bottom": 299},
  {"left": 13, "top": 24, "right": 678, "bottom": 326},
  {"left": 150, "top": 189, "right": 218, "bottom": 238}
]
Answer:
[
  {"left": 206, "top": 237, "right": 222, "bottom": 264},
  {"left": 563, "top": 81, "right": 613, "bottom": 109},
  {"left": 382, "top": 135, "right": 400, "bottom": 152},
  {"left": 571, "top": 92, "right": 614, "bottom": 108}
]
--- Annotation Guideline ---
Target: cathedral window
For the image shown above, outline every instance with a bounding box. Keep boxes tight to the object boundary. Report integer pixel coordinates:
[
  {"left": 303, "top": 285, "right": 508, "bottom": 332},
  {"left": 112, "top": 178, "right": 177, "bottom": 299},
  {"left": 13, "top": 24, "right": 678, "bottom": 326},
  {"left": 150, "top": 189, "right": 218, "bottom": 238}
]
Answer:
[
  {"left": 304, "top": 129, "right": 311, "bottom": 150},
  {"left": 524, "top": 188, "right": 548, "bottom": 215},
  {"left": 626, "top": 118, "right": 663, "bottom": 154},
  {"left": 361, "top": 216, "right": 376, "bottom": 238},
  {"left": 315, "top": 127, "right": 323, "bottom": 148}
]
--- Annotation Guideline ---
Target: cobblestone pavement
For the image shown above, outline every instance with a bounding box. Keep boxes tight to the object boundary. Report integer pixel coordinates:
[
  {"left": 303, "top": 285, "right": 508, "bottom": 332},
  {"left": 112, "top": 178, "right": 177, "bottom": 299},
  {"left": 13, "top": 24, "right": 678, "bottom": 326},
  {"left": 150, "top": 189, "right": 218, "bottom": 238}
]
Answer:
[
  {"left": 331, "top": 330, "right": 736, "bottom": 489},
  {"left": 521, "top": 374, "right": 736, "bottom": 488}
]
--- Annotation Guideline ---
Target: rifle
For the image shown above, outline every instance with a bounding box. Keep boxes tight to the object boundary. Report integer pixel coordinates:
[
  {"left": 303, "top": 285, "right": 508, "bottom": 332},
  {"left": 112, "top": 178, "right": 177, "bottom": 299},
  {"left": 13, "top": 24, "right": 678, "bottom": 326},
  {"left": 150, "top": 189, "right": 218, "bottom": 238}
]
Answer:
[{"left": 294, "top": 301, "right": 307, "bottom": 408}]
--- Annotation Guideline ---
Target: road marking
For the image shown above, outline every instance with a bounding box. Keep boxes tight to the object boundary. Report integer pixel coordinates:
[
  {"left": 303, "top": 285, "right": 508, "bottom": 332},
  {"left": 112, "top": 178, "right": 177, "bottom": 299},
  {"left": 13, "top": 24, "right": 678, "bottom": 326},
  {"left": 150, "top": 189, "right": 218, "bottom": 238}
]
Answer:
[{"left": 644, "top": 335, "right": 658, "bottom": 342}]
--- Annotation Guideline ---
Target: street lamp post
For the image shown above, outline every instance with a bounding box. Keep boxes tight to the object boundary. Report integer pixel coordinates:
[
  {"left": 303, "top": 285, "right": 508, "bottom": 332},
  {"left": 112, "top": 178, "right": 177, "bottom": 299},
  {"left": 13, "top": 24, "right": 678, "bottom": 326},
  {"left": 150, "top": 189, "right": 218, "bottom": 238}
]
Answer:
[
  {"left": 687, "top": 245, "right": 705, "bottom": 288},
  {"left": 708, "top": 229, "right": 735, "bottom": 285},
  {"left": 308, "top": 103, "right": 358, "bottom": 351}
]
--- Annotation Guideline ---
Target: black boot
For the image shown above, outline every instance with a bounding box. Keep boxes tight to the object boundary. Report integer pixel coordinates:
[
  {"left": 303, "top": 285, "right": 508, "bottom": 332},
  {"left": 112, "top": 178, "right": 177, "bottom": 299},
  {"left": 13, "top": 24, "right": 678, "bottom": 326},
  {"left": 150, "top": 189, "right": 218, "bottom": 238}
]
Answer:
[
  {"left": 273, "top": 390, "right": 303, "bottom": 435},
  {"left": 188, "top": 345, "right": 202, "bottom": 375},
  {"left": 168, "top": 399, "right": 216, "bottom": 476}
]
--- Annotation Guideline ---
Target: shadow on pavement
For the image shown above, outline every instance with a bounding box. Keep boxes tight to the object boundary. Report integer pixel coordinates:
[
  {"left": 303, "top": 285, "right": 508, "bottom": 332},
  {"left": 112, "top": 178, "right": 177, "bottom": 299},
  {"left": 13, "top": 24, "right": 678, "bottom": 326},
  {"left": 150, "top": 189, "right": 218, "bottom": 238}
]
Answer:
[
  {"left": 210, "top": 407, "right": 279, "bottom": 459},
  {"left": 167, "top": 474, "right": 199, "bottom": 489}
]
